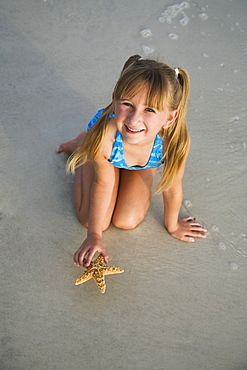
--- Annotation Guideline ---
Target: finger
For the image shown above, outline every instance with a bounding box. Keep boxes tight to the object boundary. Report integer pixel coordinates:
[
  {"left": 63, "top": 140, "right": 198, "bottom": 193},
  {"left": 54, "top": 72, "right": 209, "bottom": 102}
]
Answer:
[
  {"left": 182, "top": 235, "right": 195, "bottom": 243},
  {"left": 181, "top": 231, "right": 207, "bottom": 242},
  {"left": 185, "top": 216, "right": 194, "bottom": 222},
  {"left": 74, "top": 248, "right": 82, "bottom": 265},
  {"left": 74, "top": 250, "right": 80, "bottom": 265},
  {"left": 191, "top": 225, "right": 208, "bottom": 233},
  {"left": 186, "top": 221, "right": 207, "bottom": 230},
  {"left": 78, "top": 251, "right": 88, "bottom": 267},
  {"left": 188, "top": 223, "right": 207, "bottom": 229},
  {"left": 74, "top": 249, "right": 88, "bottom": 267},
  {"left": 187, "top": 230, "right": 207, "bottom": 239},
  {"left": 193, "top": 227, "right": 207, "bottom": 234},
  {"left": 100, "top": 251, "right": 109, "bottom": 264},
  {"left": 85, "top": 250, "right": 96, "bottom": 267}
]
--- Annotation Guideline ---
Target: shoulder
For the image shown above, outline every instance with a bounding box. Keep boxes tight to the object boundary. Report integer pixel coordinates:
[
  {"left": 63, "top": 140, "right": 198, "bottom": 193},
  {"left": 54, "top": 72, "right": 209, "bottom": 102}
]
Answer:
[
  {"left": 101, "top": 121, "right": 117, "bottom": 159},
  {"left": 94, "top": 120, "right": 117, "bottom": 163}
]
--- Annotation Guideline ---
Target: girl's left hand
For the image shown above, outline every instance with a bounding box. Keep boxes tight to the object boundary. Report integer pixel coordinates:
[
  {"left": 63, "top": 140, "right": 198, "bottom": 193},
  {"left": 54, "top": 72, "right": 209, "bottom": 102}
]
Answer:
[{"left": 168, "top": 216, "right": 207, "bottom": 242}]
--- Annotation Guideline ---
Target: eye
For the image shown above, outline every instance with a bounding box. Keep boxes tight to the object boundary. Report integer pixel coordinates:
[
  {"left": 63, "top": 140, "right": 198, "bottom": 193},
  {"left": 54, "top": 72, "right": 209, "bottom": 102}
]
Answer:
[
  {"left": 123, "top": 102, "right": 133, "bottom": 107},
  {"left": 145, "top": 108, "right": 156, "bottom": 113}
]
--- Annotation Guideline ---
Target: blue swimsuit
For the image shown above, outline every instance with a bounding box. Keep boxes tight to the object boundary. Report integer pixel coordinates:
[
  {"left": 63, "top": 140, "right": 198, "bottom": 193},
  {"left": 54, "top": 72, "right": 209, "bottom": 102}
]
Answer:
[{"left": 87, "top": 109, "right": 164, "bottom": 170}]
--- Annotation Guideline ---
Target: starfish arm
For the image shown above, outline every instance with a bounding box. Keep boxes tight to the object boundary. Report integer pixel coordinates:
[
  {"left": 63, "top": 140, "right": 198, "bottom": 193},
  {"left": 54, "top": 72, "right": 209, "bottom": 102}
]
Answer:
[
  {"left": 74, "top": 270, "right": 94, "bottom": 285},
  {"left": 94, "top": 255, "right": 105, "bottom": 265},
  {"left": 101, "top": 266, "right": 124, "bottom": 275},
  {"left": 93, "top": 271, "right": 106, "bottom": 293}
]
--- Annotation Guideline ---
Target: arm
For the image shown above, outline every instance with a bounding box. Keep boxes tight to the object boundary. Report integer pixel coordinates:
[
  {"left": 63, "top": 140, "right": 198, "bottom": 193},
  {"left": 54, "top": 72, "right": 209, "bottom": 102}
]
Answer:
[
  {"left": 162, "top": 136, "right": 207, "bottom": 242},
  {"left": 88, "top": 158, "right": 117, "bottom": 236},
  {"left": 74, "top": 155, "right": 118, "bottom": 267}
]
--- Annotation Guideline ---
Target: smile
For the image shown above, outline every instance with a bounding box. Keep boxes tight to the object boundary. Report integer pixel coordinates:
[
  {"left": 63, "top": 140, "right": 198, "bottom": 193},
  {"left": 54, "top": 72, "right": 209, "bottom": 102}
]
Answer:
[{"left": 125, "top": 125, "right": 145, "bottom": 134}]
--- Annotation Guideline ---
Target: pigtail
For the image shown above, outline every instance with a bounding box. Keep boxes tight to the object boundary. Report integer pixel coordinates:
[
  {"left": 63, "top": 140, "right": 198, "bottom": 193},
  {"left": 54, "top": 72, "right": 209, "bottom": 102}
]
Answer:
[
  {"left": 120, "top": 55, "right": 142, "bottom": 74},
  {"left": 157, "top": 68, "right": 190, "bottom": 192}
]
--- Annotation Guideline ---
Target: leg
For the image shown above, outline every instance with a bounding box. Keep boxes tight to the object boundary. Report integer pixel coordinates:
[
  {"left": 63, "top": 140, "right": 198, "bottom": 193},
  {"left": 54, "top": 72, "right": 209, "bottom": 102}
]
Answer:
[
  {"left": 74, "top": 162, "right": 120, "bottom": 231},
  {"left": 112, "top": 168, "right": 156, "bottom": 229}
]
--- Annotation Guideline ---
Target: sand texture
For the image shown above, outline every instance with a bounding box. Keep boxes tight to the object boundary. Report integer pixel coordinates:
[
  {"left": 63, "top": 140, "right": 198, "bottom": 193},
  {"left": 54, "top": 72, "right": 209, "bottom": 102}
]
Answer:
[{"left": 1, "top": 0, "right": 247, "bottom": 369}]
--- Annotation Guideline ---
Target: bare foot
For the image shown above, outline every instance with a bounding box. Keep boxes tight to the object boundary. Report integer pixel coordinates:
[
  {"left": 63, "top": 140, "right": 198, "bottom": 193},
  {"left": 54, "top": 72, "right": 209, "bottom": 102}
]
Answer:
[{"left": 57, "top": 132, "right": 86, "bottom": 155}]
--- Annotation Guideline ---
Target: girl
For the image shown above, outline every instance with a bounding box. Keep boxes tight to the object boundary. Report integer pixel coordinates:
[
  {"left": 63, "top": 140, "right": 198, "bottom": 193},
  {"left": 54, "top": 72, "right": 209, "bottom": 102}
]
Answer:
[{"left": 58, "top": 55, "right": 207, "bottom": 268}]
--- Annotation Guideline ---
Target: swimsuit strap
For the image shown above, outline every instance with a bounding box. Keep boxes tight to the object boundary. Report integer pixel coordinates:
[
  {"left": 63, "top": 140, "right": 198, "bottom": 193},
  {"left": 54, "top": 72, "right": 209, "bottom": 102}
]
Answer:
[
  {"left": 108, "top": 131, "right": 164, "bottom": 169},
  {"left": 86, "top": 109, "right": 105, "bottom": 131}
]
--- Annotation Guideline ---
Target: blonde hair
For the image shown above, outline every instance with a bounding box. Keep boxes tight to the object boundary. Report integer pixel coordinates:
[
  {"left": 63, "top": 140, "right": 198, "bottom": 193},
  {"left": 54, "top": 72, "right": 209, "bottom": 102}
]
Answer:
[{"left": 67, "top": 54, "right": 190, "bottom": 192}]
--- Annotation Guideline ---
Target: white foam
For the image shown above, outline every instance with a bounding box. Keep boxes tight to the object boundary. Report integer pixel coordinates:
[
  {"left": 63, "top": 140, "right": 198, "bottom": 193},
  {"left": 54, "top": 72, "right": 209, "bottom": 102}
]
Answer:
[
  {"left": 179, "top": 14, "right": 189, "bottom": 26},
  {"left": 169, "top": 33, "right": 179, "bottom": 41},
  {"left": 199, "top": 13, "right": 208, "bottom": 20},
  {"left": 140, "top": 28, "right": 153, "bottom": 38},
  {"left": 142, "top": 45, "right": 155, "bottom": 55},
  {"left": 184, "top": 199, "right": 191, "bottom": 207},
  {"left": 159, "top": 2, "right": 190, "bottom": 25},
  {"left": 212, "top": 225, "right": 219, "bottom": 232}
]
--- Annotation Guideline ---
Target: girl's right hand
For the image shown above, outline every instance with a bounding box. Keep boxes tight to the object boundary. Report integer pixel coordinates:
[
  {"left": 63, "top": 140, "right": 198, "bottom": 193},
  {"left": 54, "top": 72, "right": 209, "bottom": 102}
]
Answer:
[{"left": 73, "top": 233, "right": 109, "bottom": 268}]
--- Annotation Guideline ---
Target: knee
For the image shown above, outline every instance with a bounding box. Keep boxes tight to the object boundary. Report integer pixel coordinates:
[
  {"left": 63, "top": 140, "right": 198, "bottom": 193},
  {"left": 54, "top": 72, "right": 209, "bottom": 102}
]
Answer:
[
  {"left": 78, "top": 214, "right": 89, "bottom": 229},
  {"left": 78, "top": 214, "right": 110, "bottom": 232},
  {"left": 112, "top": 213, "right": 144, "bottom": 230}
]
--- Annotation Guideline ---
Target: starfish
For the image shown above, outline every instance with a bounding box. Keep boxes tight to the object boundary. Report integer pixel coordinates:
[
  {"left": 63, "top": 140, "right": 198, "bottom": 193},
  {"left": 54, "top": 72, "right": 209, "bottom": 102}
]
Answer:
[{"left": 74, "top": 255, "right": 124, "bottom": 293}]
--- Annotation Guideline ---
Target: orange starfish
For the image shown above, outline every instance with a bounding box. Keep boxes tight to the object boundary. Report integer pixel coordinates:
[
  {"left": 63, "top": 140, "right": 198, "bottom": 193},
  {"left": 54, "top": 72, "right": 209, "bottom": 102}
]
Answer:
[{"left": 74, "top": 255, "right": 124, "bottom": 293}]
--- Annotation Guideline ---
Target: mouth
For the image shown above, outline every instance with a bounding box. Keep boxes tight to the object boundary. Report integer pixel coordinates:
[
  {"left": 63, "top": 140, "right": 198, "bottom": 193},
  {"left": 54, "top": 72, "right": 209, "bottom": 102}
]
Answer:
[{"left": 125, "top": 125, "right": 145, "bottom": 134}]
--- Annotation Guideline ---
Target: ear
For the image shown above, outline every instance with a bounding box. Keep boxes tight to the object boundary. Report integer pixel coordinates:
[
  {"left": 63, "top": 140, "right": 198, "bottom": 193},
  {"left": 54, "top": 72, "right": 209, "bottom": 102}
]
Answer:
[{"left": 162, "top": 109, "right": 178, "bottom": 129}]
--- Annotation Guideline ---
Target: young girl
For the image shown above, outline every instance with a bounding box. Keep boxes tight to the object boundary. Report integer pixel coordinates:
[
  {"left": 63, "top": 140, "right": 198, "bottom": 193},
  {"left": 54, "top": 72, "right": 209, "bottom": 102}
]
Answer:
[{"left": 58, "top": 55, "right": 207, "bottom": 268}]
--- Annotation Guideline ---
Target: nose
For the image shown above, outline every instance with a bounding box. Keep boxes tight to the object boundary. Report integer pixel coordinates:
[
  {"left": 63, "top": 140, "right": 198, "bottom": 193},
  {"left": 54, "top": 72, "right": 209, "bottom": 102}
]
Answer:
[{"left": 128, "top": 109, "right": 142, "bottom": 126}]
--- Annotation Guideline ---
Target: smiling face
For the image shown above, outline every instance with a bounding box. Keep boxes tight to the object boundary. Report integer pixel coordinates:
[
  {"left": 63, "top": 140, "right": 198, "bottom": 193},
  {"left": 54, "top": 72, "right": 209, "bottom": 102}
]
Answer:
[{"left": 113, "top": 86, "right": 178, "bottom": 145}]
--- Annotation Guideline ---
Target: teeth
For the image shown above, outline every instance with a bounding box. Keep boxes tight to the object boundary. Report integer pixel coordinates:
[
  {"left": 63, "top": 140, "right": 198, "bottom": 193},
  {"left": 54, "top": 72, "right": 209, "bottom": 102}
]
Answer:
[{"left": 127, "top": 126, "right": 143, "bottom": 132}]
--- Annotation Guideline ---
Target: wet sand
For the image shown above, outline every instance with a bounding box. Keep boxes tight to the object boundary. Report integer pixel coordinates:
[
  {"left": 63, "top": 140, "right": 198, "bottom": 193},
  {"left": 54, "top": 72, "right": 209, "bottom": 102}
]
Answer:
[{"left": 1, "top": 0, "right": 247, "bottom": 369}]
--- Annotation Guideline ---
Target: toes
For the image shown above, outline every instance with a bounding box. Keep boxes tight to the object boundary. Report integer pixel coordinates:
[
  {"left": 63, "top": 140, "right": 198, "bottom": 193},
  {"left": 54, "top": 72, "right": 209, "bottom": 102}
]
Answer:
[{"left": 57, "top": 144, "right": 65, "bottom": 153}]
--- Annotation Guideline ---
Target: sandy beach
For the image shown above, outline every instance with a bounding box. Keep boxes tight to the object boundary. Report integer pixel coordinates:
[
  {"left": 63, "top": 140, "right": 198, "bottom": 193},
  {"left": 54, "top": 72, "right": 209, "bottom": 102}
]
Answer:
[{"left": 1, "top": 0, "right": 247, "bottom": 369}]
